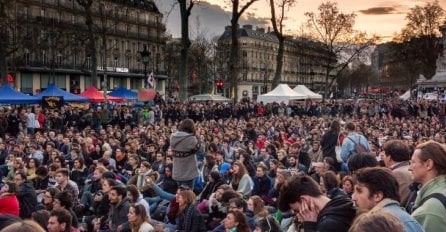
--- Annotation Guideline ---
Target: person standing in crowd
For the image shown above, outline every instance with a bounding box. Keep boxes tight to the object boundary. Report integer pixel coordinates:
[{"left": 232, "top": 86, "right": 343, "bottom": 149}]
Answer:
[
  {"left": 170, "top": 119, "right": 200, "bottom": 189},
  {"left": 340, "top": 122, "right": 371, "bottom": 163},
  {"left": 382, "top": 140, "right": 413, "bottom": 206},
  {"left": 278, "top": 174, "right": 356, "bottom": 232},
  {"left": 352, "top": 167, "right": 424, "bottom": 232},
  {"left": 320, "top": 121, "right": 341, "bottom": 170},
  {"left": 409, "top": 141, "right": 446, "bottom": 232}
]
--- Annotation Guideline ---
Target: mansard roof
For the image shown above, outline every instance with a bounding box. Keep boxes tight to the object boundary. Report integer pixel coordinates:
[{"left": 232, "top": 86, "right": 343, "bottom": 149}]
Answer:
[{"left": 109, "top": 0, "right": 160, "bottom": 13}]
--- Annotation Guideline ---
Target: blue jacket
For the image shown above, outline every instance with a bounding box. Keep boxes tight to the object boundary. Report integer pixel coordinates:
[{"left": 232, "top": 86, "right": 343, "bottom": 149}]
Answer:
[
  {"left": 370, "top": 198, "right": 424, "bottom": 232},
  {"left": 340, "top": 133, "right": 371, "bottom": 162}
]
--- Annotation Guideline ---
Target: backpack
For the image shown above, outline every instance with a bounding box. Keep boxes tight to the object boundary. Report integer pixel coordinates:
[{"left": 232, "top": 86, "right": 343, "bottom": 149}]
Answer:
[
  {"left": 347, "top": 136, "right": 369, "bottom": 154},
  {"left": 412, "top": 193, "right": 446, "bottom": 213}
]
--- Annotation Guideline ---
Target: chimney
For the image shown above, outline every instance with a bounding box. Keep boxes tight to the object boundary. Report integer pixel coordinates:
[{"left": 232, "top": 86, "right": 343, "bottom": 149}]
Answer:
[
  {"left": 243, "top": 24, "right": 253, "bottom": 30},
  {"left": 268, "top": 27, "right": 271, "bottom": 33}
]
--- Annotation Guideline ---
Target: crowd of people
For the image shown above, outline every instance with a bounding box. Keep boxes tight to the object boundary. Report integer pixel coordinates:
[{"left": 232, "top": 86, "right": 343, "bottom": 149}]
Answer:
[{"left": 0, "top": 98, "right": 445, "bottom": 232}]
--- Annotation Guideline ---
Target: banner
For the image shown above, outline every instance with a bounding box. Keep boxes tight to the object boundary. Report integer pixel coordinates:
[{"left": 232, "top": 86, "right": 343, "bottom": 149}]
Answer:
[
  {"left": 138, "top": 88, "right": 156, "bottom": 102},
  {"left": 42, "top": 96, "right": 64, "bottom": 109}
]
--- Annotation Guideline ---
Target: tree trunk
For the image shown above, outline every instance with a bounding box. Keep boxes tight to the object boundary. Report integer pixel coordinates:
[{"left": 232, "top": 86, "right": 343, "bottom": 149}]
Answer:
[
  {"left": 85, "top": 6, "right": 98, "bottom": 88},
  {"left": 0, "top": 36, "right": 7, "bottom": 85},
  {"left": 272, "top": 37, "right": 284, "bottom": 88},
  {"left": 229, "top": 19, "right": 239, "bottom": 101},
  {"left": 178, "top": 0, "right": 192, "bottom": 101}
]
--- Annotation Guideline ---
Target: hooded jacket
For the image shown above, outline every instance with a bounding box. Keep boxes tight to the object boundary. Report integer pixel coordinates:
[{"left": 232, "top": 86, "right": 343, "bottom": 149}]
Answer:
[
  {"left": 170, "top": 131, "right": 200, "bottom": 181},
  {"left": 303, "top": 196, "right": 356, "bottom": 232},
  {"left": 109, "top": 197, "right": 130, "bottom": 231},
  {"left": 17, "top": 180, "right": 38, "bottom": 218}
]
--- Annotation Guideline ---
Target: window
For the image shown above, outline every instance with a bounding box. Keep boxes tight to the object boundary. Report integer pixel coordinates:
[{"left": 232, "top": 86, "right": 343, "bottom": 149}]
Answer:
[
  {"left": 131, "top": 78, "right": 141, "bottom": 90},
  {"left": 55, "top": 75, "right": 66, "bottom": 90},
  {"left": 84, "top": 76, "right": 92, "bottom": 88},
  {"left": 41, "top": 74, "right": 50, "bottom": 89},
  {"left": 21, "top": 73, "right": 33, "bottom": 94}
]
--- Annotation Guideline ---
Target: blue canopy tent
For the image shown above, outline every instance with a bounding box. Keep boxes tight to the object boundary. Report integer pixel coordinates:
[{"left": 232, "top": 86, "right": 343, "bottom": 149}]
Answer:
[
  {"left": 35, "top": 83, "right": 89, "bottom": 102},
  {"left": 0, "top": 84, "right": 40, "bottom": 104},
  {"left": 108, "top": 87, "right": 138, "bottom": 100}
]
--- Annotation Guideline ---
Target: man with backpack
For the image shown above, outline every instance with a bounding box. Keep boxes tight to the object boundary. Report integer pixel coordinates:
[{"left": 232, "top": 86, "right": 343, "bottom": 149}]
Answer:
[{"left": 340, "top": 122, "right": 371, "bottom": 163}]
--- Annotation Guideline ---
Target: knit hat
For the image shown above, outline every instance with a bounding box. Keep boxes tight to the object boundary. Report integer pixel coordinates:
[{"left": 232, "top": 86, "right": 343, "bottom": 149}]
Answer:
[{"left": 220, "top": 163, "right": 231, "bottom": 174}]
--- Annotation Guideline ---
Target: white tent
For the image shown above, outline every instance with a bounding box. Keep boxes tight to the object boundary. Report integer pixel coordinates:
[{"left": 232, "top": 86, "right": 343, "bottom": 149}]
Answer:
[
  {"left": 257, "top": 84, "right": 307, "bottom": 104},
  {"left": 189, "top": 94, "right": 232, "bottom": 102},
  {"left": 399, "top": 90, "right": 410, "bottom": 100},
  {"left": 293, "top": 85, "right": 323, "bottom": 100}
]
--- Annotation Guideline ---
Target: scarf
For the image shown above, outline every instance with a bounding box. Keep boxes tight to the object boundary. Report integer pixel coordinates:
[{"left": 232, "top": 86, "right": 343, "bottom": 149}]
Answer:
[{"left": 136, "top": 169, "right": 152, "bottom": 189}]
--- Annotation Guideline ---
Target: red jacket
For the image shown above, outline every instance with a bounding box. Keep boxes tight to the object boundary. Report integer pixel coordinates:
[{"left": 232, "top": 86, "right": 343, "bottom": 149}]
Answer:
[{"left": 0, "top": 194, "right": 20, "bottom": 216}]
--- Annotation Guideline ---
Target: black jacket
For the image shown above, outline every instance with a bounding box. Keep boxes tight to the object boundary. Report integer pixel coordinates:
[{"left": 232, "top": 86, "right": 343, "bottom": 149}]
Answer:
[
  {"left": 17, "top": 180, "right": 38, "bottom": 218},
  {"left": 303, "top": 196, "right": 356, "bottom": 232},
  {"left": 253, "top": 175, "right": 271, "bottom": 196},
  {"left": 177, "top": 204, "right": 207, "bottom": 232},
  {"left": 320, "top": 130, "right": 338, "bottom": 161}
]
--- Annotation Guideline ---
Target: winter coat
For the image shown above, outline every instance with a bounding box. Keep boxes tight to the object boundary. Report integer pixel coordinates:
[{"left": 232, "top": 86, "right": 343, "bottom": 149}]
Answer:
[
  {"left": 390, "top": 161, "right": 412, "bottom": 206},
  {"left": 109, "top": 197, "right": 131, "bottom": 231},
  {"left": 302, "top": 196, "right": 356, "bottom": 232},
  {"left": 412, "top": 176, "right": 446, "bottom": 232},
  {"left": 176, "top": 203, "right": 207, "bottom": 232},
  {"left": 0, "top": 194, "right": 19, "bottom": 216},
  {"left": 17, "top": 180, "right": 38, "bottom": 218},
  {"left": 170, "top": 131, "right": 200, "bottom": 182}
]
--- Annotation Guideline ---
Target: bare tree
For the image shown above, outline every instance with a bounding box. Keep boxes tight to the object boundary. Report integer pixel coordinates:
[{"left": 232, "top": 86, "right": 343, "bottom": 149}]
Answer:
[
  {"left": 229, "top": 0, "right": 259, "bottom": 101},
  {"left": 305, "top": 1, "right": 375, "bottom": 100},
  {"left": 269, "top": 0, "right": 296, "bottom": 89},
  {"left": 76, "top": 0, "right": 98, "bottom": 88}
]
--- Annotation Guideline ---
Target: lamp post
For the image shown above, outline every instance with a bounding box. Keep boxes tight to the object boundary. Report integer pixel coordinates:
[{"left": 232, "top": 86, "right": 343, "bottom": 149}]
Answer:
[{"left": 140, "top": 45, "right": 151, "bottom": 88}]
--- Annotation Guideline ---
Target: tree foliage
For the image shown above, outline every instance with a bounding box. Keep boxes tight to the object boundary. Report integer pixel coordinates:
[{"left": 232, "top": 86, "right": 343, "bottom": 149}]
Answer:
[
  {"left": 305, "top": 1, "right": 375, "bottom": 100},
  {"left": 389, "top": 1, "right": 445, "bottom": 82}
]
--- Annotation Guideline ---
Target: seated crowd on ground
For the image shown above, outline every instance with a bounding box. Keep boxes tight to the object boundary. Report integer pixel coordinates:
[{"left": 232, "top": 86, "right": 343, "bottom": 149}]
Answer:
[{"left": 0, "top": 98, "right": 445, "bottom": 232}]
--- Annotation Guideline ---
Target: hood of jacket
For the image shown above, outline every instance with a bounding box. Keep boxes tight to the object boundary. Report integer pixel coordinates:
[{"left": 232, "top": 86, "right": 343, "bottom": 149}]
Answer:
[
  {"left": 170, "top": 131, "right": 198, "bottom": 152},
  {"left": 318, "top": 196, "right": 356, "bottom": 225}
]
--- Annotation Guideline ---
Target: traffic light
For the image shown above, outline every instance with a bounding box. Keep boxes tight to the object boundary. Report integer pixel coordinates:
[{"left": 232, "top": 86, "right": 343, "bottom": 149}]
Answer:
[{"left": 216, "top": 81, "right": 223, "bottom": 93}]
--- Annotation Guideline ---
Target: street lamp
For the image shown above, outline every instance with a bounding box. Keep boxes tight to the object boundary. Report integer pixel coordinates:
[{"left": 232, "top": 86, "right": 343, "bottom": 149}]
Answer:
[{"left": 140, "top": 45, "right": 151, "bottom": 88}]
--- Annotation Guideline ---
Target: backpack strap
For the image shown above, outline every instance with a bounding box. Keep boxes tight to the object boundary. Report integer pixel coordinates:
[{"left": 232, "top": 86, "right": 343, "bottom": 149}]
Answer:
[{"left": 413, "top": 193, "right": 446, "bottom": 212}]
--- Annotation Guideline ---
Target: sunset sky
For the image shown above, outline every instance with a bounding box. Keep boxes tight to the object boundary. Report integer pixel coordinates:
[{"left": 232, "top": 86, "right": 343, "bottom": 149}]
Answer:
[{"left": 154, "top": 0, "right": 446, "bottom": 41}]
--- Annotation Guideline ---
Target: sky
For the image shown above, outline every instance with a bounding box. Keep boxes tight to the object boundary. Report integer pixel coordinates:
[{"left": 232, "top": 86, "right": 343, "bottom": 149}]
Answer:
[{"left": 153, "top": 0, "right": 446, "bottom": 42}]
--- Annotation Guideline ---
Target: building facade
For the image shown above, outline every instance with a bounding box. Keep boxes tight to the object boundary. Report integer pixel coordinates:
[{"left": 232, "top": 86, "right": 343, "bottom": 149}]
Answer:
[
  {"left": 217, "top": 25, "right": 330, "bottom": 101},
  {"left": 3, "top": 0, "right": 167, "bottom": 95}
]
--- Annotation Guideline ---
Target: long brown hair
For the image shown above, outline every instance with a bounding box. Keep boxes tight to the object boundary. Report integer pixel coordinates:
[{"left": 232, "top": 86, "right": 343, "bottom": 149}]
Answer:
[
  {"left": 176, "top": 188, "right": 196, "bottom": 212},
  {"left": 249, "top": 196, "right": 268, "bottom": 218},
  {"left": 228, "top": 211, "right": 250, "bottom": 232},
  {"left": 231, "top": 161, "right": 248, "bottom": 185},
  {"left": 129, "top": 204, "right": 150, "bottom": 232}
]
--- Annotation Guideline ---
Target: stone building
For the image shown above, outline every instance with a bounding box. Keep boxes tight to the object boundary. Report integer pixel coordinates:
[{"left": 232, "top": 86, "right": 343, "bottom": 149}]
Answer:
[
  {"left": 217, "top": 24, "right": 330, "bottom": 101},
  {"left": 3, "top": 0, "right": 167, "bottom": 95}
]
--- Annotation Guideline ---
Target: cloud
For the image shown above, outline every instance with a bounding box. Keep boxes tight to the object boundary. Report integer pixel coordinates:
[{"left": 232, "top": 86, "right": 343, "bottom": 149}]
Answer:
[
  {"left": 154, "top": 0, "right": 271, "bottom": 38},
  {"left": 358, "top": 7, "right": 398, "bottom": 15}
]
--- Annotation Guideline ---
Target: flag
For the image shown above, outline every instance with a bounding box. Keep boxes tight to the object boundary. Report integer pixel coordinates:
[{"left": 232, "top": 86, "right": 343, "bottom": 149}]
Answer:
[{"left": 147, "top": 71, "right": 155, "bottom": 88}]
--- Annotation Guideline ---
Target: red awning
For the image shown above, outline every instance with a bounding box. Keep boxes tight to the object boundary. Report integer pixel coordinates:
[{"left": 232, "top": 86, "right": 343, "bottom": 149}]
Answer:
[{"left": 79, "top": 86, "right": 124, "bottom": 103}]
